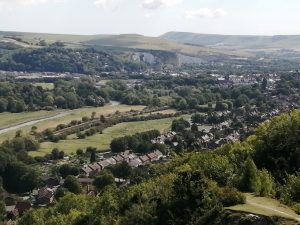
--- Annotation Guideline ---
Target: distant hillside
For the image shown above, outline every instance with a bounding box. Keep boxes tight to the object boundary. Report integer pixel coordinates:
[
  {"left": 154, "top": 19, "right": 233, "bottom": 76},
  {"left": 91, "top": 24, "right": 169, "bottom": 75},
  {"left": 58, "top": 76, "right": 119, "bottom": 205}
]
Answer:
[
  {"left": 0, "top": 31, "right": 252, "bottom": 59},
  {"left": 161, "top": 31, "right": 300, "bottom": 51},
  {"left": 82, "top": 34, "right": 251, "bottom": 58}
]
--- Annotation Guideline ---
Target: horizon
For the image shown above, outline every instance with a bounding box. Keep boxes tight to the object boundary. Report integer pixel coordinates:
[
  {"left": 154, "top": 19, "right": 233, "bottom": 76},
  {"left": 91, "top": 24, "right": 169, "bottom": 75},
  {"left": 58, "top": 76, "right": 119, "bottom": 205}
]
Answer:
[
  {"left": 2, "top": 30, "right": 300, "bottom": 38},
  {"left": 1, "top": 0, "right": 300, "bottom": 36}
]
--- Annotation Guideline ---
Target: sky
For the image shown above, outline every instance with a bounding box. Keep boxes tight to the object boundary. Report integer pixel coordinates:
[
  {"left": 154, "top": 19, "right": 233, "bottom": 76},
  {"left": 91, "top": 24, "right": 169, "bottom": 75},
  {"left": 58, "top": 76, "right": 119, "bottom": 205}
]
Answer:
[{"left": 0, "top": 0, "right": 300, "bottom": 36}]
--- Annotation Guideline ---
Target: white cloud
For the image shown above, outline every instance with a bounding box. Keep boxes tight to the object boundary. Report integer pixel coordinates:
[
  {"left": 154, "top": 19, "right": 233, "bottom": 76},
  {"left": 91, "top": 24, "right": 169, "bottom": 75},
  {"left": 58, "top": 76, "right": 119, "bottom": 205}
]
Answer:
[
  {"left": 0, "top": 0, "right": 63, "bottom": 8},
  {"left": 142, "top": 0, "right": 183, "bottom": 10},
  {"left": 185, "top": 8, "right": 227, "bottom": 19},
  {"left": 93, "top": 0, "right": 112, "bottom": 8},
  {"left": 144, "top": 12, "right": 153, "bottom": 18}
]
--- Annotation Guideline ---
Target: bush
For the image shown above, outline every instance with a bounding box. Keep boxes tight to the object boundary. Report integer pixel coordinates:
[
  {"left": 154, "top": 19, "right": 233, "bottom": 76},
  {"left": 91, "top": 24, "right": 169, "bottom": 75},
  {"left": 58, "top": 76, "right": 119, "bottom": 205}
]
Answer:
[{"left": 218, "top": 187, "right": 245, "bottom": 207}]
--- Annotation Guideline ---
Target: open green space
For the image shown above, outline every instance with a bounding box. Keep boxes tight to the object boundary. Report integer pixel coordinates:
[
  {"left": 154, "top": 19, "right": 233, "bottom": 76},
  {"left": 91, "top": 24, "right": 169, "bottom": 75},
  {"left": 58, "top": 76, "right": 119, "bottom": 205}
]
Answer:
[
  {"left": 228, "top": 194, "right": 300, "bottom": 222},
  {"left": 32, "top": 82, "right": 54, "bottom": 90},
  {"left": 30, "top": 115, "right": 191, "bottom": 157},
  {"left": 0, "top": 110, "right": 61, "bottom": 129},
  {"left": 32, "top": 104, "right": 145, "bottom": 132},
  {"left": 140, "top": 109, "right": 177, "bottom": 117},
  {"left": 0, "top": 104, "right": 145, "bottom": 142}
]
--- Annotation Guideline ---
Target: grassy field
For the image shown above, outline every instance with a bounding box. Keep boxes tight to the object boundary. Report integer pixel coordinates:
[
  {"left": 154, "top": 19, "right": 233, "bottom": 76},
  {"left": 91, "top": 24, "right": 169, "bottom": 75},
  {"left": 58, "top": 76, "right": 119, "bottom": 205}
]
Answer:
[
  {"left": 0, "top": 104, "right": 145, "bottom": 142},
  {"left": 0, "top": 110, "right": 61, "bottom": 129},
  {"left": 228, "top": 194, "right": 300, "bottom": 222},
  {"left": 30, "top": 115, "right": 191, "bottom": 157},
  {"left": 140, "top": 109, "right": 177, "bottom": 117},
  {"left": 32, "top": 82, "right": 54, "bottom": 90}
]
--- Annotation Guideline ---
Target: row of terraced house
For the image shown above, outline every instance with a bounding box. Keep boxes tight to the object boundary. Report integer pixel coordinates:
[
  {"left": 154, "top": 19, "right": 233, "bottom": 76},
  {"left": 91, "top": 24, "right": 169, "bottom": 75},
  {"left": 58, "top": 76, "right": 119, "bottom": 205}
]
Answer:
[{"left": 81, "top": 150, "right": 164, "bottom": 177}]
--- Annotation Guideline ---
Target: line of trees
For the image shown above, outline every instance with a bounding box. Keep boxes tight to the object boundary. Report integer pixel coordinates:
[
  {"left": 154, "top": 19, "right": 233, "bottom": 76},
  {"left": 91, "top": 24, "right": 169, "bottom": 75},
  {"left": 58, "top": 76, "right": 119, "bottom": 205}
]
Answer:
[
  {"left": 110, "top": 130, "right": 161, "bottom": 153},
  {"left": 0, "top": 78, "right": 108, "bottom": 112}
]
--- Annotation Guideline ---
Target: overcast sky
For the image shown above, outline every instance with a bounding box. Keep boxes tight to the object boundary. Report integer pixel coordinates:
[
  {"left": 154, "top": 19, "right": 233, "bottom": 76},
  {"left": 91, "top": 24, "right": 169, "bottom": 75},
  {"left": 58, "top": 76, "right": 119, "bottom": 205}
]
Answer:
[{"left": 0, "top": 0, "right": 300, "bottom": 36}]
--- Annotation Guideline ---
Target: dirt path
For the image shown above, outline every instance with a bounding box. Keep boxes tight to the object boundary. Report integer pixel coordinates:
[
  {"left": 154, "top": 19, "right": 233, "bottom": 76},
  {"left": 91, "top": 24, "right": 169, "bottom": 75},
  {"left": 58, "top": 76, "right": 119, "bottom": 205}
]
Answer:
[
  {"left": 228, "top": 193, "right": 300, "bottom": 222},
  {"left": 246, "top": 197, "right": 300, "bottom": 222}
]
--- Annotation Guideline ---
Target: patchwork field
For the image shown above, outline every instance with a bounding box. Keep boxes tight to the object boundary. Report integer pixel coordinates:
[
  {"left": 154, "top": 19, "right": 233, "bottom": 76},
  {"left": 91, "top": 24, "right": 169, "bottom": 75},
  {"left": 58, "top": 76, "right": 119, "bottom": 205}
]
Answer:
[
  {"left": 0, "top": 104, "right": 145, "bottom": 142},
  {"left": 30, "top": 115, "right": 191, "bottom": 157}
]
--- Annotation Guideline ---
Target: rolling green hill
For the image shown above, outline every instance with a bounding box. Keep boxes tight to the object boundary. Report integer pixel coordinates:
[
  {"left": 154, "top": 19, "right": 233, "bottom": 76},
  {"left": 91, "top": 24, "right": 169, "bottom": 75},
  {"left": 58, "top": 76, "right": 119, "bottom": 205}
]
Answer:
[
  {"left": 0, "top": 31, "right": 252, "bottom": 58},
  {"left": 161, "top": 31, "right": 300, "bottom": 51}
]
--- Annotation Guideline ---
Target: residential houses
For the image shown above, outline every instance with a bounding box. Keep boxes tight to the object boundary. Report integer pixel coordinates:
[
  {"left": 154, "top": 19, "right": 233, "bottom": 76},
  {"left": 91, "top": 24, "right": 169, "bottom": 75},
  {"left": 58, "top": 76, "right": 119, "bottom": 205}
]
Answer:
[{"left": 81, "top": 150, "right": 164, "bottom": 177}]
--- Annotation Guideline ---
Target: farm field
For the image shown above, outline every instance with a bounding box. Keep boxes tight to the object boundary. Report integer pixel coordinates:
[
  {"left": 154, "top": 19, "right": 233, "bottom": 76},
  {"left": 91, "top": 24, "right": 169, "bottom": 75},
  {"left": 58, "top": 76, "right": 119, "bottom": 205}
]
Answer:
[
  {"left": 30, "top": 115, "right": 191, "bottom": 157},
  {"left": 0, "top": 104, "right": 145, "bottom": 142}
]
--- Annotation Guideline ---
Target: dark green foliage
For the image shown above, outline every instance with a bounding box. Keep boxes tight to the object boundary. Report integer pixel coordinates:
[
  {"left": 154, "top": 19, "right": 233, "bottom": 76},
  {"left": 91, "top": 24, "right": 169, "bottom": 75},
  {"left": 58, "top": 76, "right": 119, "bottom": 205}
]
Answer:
[
  {"left": 253, "top": 110, "right": 300, "bottom": 181},
  {"left": 54, "top": 187, "right": 67, "bottom": 200},
  {"left": 110, "top": 130, "right": 160, "bottom": 153},
  {"left": 93, "top": 171, "right": 115, "bottom": 191},
  {"left": 171, "top": 118, "right": 190, "bottom": 132},
  {"left": 240, "top": 158, "right": 261, "bottom": 193},
  {"left": 2, "top": 47, "right": 120, "bottom": 73},
  {"left": 215, "top": 101, "right": 229, "bottom": 111},
  {"left": 110, "top": 137, "right": 128, "bottom": 153},
  {"left": 2, "top": 161, "right": 40, "bottom": 193},
  {"left": 191, "top": 113, "right": 206, "bottom": 124},
  {"left": 0, "top": 78, "right": 108, "bottom": 112},
  {"left": 90, "top": 149, "right": 96, "bottom": 163},
  {"left": 0, "top": 200, "right": 5, "bottom": 221},
  {"left": 59, "top": 164, "right": 80, "bottom": 178},
  {"left": 217, "top": 187, "right": 245, "bottom": 207},
  {"left": 13, "top": 107, "right": 300, "bottom": 224},
  {"left": 262, "top": 78, "right": 268, "bottom": 90},
  {"left": 157, "top": 170, "right": 222, "bottom": 225},
  {"left": 50, "top": 148, "right": 64, "bottom": 160},
  {"left": 63, "top": 175, "right": 82, "bottom": 194},
  {"left": 109, "top": 161, "right": 132, "bottom": 179}
]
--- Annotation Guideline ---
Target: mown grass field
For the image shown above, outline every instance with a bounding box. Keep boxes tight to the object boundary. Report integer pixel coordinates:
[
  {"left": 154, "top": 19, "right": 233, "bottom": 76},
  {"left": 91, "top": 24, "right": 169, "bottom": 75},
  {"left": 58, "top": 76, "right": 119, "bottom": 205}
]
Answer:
[
  {"left": 32, "top": 82, "right": 54, "bottom": 90},
  {"left": 30, "top": 115, "right": 191, "bottom": 157},
  {"left": 32, "top": 104, "right": 145, "bottom": 132},
  {"left": 0, "top": 110, "right": 61, "bottom": 129},
  {"left": 140, "top": 109, "right": 177, "bottom": 117},
  {"left": 0, "top": 104, "right": 145, "bottom": 142},
  {"left": 228, "top": 193, "right": 300, "bottom": 222}
]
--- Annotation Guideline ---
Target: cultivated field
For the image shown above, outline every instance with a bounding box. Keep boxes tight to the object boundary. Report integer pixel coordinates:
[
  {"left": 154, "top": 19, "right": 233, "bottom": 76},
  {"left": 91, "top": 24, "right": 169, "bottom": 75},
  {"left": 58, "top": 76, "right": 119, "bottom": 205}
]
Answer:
[{"left": 30, "top": 115, "right": 191, "bottom": 157}]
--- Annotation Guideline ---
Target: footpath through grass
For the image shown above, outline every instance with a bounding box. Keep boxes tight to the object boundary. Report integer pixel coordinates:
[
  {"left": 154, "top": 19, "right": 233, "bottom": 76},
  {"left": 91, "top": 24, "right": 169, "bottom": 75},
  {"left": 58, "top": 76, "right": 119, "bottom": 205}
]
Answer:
[{"left": 228, "top": 193, "right": 300, "bottom": 222}]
